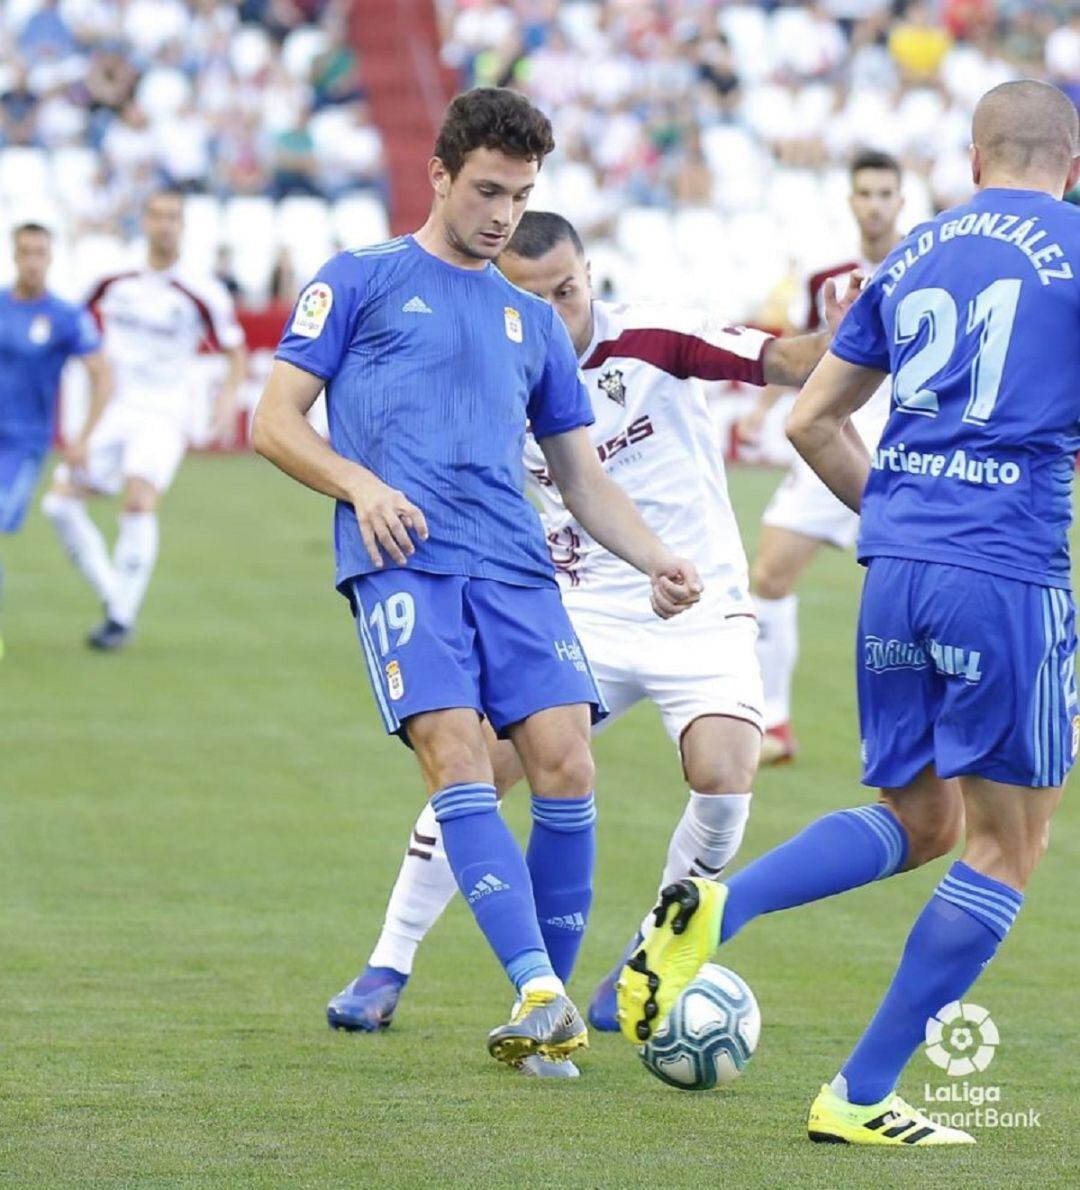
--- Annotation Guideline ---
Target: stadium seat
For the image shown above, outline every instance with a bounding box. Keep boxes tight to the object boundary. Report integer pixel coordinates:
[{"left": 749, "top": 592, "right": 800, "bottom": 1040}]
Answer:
[
  {"left": 277, "top": 196, "right": 333, "bottom": 278},
  {"left": 615, "top": 208, "right": 675, "bottom": 262},
  {"left": 332, "top": 194, "right": 390, "bottom": 249},
  {"left": 51, "top": 147, "right": 99, "bottom": 205},
  {"left": 0, "top": 147, "right": 51, "bottom": 202},
  {"left": 282, "top": 26, "right": 330, "bottom": 79}
]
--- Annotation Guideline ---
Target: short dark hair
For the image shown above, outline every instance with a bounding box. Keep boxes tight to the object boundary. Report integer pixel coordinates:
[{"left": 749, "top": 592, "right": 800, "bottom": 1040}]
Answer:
[
  {"left": 504, "top": 211, "right": 583, "bottom": 260},
  {"left": 13, "top": 222, "right": 51, "bottom": 241},
  {"left": 850, "top": 148, "right": 902, "bottom": 181},
  {"left": 434, "top": 88, "right": 555, "bottom": 178},
  {"left": 145, "top": 187, "right": 184, "bottom": 210}
]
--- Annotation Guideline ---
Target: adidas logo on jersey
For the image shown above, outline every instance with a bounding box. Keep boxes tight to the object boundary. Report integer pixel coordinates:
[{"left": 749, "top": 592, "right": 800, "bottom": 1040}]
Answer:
[
  {"left": 544, "top": 912, "right": 587, "bottom": 932},
  {"left": 402, "top": 295, "right": 433, "bottom": 314},
  {"left": 467, "top": 873, "right": 510, "bottom": 903}
]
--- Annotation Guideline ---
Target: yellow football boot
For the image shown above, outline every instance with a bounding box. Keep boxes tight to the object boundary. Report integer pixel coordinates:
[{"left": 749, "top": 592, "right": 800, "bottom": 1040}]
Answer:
[
  {"left": 807, "top": 1083, "right": 975, "bottom": 1145},
  {"left": 615, "top": 878, "right": 726, "bottom": 1045}
]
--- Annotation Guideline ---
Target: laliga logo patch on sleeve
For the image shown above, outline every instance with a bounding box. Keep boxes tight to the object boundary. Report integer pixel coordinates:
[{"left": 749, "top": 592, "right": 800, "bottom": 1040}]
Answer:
[
  {"left": 292, "top": 283, "right": 334, "bottom": 338},
  {"left": 504, "top": 306, "right": 523, "bottom": 343}
]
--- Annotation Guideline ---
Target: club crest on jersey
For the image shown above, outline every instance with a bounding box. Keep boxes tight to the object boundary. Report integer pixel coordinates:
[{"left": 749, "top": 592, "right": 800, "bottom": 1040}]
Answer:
[
  {"left": 504, "top": 306, "right": 523, "bottom": 343},
  {"left": 28, "top": 315, "right": 51, "bottom": 344},
  {"left": 598, "top": 368, "right": 626, "bottom": 405},
  {"left": 291, "top": 283, "right": 333, "bottom": 338},
  {"left": 385, "top": 660, "right": 404, "bottom": 701}
]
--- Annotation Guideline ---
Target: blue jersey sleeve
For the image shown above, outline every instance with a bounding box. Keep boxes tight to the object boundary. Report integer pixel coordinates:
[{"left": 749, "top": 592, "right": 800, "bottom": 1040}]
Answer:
[
  {"left": 70, "top": 307, "right": 101, "bottom": 356},
  {"left": 831, "top": 273, "right": 890, "bottom": 372},
  {"left": 527, "top": 306, "right": 594, "bottom": 440},
  {"left": 275, "top": 253, "right": 363, "bottom": 380}
]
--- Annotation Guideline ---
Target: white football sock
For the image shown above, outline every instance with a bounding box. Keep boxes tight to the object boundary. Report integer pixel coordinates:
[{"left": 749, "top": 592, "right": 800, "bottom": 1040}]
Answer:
[
  {"left": 41, "top": 492, "right": 115, "bottom": 602},
  {"left": 107, "top": 512, "right": 159, "bottom": 628},
  {"left": 644, "top": 792, "right": 752, "bottom": 937},
  {"left": 754, "top": 594, "right": 798, "bottom": 729},
  {"left": 368, "top": 801, "right": 459, "bottom": 975}
]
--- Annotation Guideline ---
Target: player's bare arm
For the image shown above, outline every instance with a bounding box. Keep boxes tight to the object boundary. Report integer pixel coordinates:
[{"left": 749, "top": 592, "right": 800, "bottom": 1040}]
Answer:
[
  {"left": 64, "top": 350, "right": 112, "bottom": 468},
  {"left": 210, "top": 344, "right": 248, "bottom": 445},
  {"left": 760, "top": 273, "right": 863, "bottom": 388},
  {"left": 253, "top": 359, "right": 428, "bottom": 567},
  {"left": 539, "top": 426, "right": 702, "bottom": 619},
  {"left": 785, "top": 351, "right": 886, "bottom": 512}
]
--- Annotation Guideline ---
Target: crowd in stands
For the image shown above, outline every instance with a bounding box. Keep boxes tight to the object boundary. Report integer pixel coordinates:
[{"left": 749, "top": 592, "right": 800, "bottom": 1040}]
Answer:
[
  {"left": 0, "top": 0, "right": 386, "bottom": 242},
  {"left": 437, "top": 0, "right": 1079, "bottom": 215},
  {"left": 434, "top": 0, "right": 1079, "bottom": 317}
]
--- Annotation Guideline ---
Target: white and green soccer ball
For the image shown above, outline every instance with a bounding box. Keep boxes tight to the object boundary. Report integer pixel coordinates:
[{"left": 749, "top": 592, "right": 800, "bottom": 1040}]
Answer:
[{"left": 639, "top": 963, "right": 761, "bottom": 1091}]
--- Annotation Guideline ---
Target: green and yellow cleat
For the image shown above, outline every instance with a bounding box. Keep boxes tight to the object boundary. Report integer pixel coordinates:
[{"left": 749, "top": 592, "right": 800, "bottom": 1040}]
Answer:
[
  {"left": 486, "top": 991, "right": 588, "bottom": 1068},
  {"left": 807, "top": 1083, "right": 975, "bottom": 1146},
  {"left": 615, "top": 878, "right": 726, "bottom": 1045}
]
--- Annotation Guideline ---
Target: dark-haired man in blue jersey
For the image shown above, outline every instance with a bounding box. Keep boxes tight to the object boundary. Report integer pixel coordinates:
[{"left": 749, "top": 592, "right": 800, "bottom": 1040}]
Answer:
[
  {"left": 617, "top": 78, "right": 1080, "bottom": 1144},
  {"left": 0, "top": 223, "right": 109, "bottom": 657},
  {"left": 253, "top": 88, "right": 702, "bottom": 1074}
]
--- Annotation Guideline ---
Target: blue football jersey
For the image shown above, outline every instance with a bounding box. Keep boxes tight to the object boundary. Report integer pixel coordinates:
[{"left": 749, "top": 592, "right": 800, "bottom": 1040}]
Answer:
[
  {"left": 0, "top": 288, "right": 100, "bottom": 448},
  {"left": 275, "top": 236, "right": 594, "bottom": 590},
  {"left": 833, "top": 188, "right": 1080, "bottom": 589}
]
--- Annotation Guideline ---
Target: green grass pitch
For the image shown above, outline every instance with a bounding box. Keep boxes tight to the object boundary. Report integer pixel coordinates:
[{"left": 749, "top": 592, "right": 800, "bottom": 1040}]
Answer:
[{"left": 2, "top": 456, "right": 1077, "bottom": 1187}]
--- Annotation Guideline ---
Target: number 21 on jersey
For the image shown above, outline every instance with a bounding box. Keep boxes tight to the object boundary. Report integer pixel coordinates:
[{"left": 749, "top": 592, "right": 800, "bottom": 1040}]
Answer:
[{"left": 893, "top": 279, "right": 1022, "bottom": 426}]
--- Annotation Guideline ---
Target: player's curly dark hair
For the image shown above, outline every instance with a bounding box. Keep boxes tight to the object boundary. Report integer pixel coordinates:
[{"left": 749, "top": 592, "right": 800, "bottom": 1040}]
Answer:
[{"left": 434, "top": 88, "right": 555, "bottom": 178}]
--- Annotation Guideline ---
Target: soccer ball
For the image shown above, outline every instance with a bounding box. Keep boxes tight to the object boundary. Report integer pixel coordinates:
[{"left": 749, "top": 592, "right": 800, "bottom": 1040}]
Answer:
[{"left": 639, "top": 963, "right": 761, "bottom": 1091}]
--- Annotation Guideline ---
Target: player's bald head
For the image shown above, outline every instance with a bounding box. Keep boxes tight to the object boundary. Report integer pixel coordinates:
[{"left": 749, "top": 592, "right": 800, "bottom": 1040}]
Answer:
[{"left": 972, "top": 81, "right": 1079, "bottom": 183}]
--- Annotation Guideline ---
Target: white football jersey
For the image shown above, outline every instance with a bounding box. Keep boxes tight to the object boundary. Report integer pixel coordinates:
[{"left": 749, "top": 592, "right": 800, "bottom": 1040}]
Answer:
[
  {"left": 524, "top": 299, "right": 773, "bottom": 621},
  {"left": 87, "top": 265, "right": 244, "bottom": 422}
]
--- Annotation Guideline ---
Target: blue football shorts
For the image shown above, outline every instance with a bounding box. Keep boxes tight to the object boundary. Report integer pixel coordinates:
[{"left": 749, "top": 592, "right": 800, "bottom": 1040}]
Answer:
[
  {"left": 858, "top": 557, "right": 1077, "bottom": 789},
  {"left": 0, "top": 439, "right": 47, "bottom": 534},
  {"left": 347, "top": 569, "right": 608, "bottom": 742}
]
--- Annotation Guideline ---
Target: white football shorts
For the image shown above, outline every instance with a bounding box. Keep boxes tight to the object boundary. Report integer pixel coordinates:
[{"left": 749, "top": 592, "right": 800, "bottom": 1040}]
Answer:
[
  {"left": 761, "top": 454, "right": 860, "bottom": 550},
  {"left": 56, "top": 401, "right": 188, "bottom": 496},
  {"left": 570, "top": 595, "right": 764, "bottom": 747}
]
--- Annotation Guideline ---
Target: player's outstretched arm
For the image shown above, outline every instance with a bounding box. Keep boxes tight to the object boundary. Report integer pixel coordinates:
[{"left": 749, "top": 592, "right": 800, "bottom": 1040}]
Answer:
[
  {"left": 760, "top": 274, "right": 863, "bottom": 388},
  {"left": 252, "top": 359, "right": 427, "bottom": 567},
  {"left": 539, "top": 426, "right": 702, "bottom": 619},
  {"left": 786, "top": 352, "right": 885, "bottom": 512}
]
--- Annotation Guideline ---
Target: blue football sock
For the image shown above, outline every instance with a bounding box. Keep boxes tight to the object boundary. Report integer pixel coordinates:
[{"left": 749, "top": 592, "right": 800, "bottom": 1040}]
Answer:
[
  {"left": 527, "top": 793, "right": 597, "bottom": 982},
  {"left": 838, "top": 861, "right": 1023, "bottom": 1105},
  {"left": 721, "top": 804, "right": 908, "bottom": 943},
  {"left": 431, "top": 782, "right": 554, "bottom": 991}
]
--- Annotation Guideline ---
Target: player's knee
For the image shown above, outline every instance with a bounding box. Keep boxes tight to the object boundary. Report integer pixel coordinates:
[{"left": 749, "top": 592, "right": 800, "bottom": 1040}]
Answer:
[
  {"left": 530, "top": 741, "right": 595, "bottom": 798},
  {"left": 426, "top": 745, "right": 491, "bottom": 790},
  {"left": 42, "top": 490, "right": 77, "bottom": 520},
  {"left": 123, "top": 488, "right": 159, "bottom": 514},
  {"left": 684, "top": 752, "right": 756, "bottom": 795},
  {"left": 894, "top": 797, "right": 964, "bottom": 867},
  {"left": 750, "top": 557, "right": 793, "bottom": 601}
]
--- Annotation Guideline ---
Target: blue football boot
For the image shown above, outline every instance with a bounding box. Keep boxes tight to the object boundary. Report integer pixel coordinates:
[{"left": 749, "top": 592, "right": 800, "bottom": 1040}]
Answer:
[
  {"left": 326, "top": 966, "right": 407, "bottom": 1032},
  {"left": 587, "top": 931, "right": 643, "bottom": 1032}
]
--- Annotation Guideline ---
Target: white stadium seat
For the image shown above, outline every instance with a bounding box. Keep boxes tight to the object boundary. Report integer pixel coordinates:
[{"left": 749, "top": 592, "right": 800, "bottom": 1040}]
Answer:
[
  {"left": 332, "top": 194, "right": 390, "bottom": 249},
  {"left": 0, "top": 146, "right": 51, "bottom": 202}
]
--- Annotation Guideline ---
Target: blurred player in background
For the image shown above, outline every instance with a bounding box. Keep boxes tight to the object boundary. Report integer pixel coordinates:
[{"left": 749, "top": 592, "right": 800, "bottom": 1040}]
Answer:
[
  {"left": 330, "top": 211, "right": 857, "bottom": 1061},
  {"left": 43, "top": 190, "right": 246, "bottom": 651},
  {"left": 740, "top": 150, "right": 905, "bottom": 762},
  {"left": 618, "top": 79, "right": 1080, "bottom": 1147},
  {"left": 0, "top": 223, "right": 108, "bottom": 658},
  {"left": 253, "top": 89, "right": 702, "bottom": 1075}
]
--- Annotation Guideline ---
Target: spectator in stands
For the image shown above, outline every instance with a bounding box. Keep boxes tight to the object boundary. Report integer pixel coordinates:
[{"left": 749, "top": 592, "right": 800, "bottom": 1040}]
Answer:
[
  {"left": 0, "top": 65, "right": 38, "bottom": 147},
  {"left": 269, "top": 108, "right": 321, "bottom": 199}
]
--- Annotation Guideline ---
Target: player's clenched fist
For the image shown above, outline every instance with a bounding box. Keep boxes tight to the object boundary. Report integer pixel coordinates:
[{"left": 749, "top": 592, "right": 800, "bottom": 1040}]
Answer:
[
  {"left": 649, "top": 555, "right": 703, "bottom": 619},
  {"left": 346, "top": 472, "right": 429, "bottom": 568}
]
